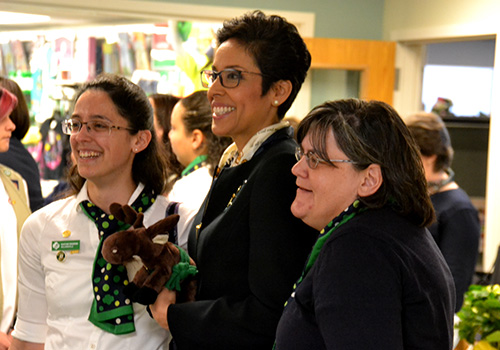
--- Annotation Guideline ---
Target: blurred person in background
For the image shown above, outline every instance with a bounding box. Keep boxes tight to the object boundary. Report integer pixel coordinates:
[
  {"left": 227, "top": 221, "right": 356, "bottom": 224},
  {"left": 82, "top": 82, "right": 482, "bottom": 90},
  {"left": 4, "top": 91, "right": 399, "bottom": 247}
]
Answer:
[
  {"left": 0, "top": 77, "right": 43, "bottom": 211},
  {"left": 166, "top": 90, "right": 231, "bottom": 249},
  {"left": 0, "top": 87, "right": 31, "bottom": 350},
  {"left": 149, "top": 93, "right": 183, "bottom": 186},
  {"left": 406, "top": 111, "right": 480, "bottom": 312}
]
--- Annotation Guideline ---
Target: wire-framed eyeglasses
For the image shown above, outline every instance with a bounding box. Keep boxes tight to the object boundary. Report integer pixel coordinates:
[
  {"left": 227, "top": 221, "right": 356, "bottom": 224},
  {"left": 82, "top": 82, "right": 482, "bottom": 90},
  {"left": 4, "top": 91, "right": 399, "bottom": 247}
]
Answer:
[
  {"left": 295, "top": 147, "right": 355, "bottom": 169},
  {"left": 62, "top": 119, "right": 135, "bottom": 136},
  {"left": 200, "top": 68, "right": 264, "bottom": 88}
]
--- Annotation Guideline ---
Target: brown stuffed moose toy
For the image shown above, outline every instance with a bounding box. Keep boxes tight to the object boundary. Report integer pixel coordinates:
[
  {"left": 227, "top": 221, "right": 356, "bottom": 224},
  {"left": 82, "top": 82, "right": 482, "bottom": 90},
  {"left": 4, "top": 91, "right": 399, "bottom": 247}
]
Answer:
[{"left": 101, "top": 203, "right": 197, "bottom": 305}]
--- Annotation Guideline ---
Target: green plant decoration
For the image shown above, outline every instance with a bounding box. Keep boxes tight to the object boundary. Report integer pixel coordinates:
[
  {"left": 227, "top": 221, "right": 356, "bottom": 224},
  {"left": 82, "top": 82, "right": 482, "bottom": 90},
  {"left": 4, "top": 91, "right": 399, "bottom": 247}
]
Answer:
[{"left": 457, "top": 284, "right": 500, "bottom": 349}]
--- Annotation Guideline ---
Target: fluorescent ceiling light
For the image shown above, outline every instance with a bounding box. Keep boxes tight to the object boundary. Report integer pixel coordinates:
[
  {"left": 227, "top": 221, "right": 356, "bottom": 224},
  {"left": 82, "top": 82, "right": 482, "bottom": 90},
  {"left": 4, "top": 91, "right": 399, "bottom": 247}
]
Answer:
[{"left": 0, "top": 11, "right": 51, "bottom": 25}]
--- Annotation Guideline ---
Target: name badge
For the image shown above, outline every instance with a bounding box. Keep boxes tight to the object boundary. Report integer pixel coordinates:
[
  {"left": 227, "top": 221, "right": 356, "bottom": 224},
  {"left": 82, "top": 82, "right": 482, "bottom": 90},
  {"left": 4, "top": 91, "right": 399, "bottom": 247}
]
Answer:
[{"left": 51, "top": 240, "right": 80, "bottom": 252}]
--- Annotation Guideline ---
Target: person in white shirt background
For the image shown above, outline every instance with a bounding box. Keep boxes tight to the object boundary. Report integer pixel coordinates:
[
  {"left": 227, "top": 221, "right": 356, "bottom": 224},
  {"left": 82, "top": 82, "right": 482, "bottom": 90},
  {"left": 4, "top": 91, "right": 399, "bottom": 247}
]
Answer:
[
  {"left": 0, "top": 87, "right": 30, "bottom": 350},
  {"left": 166, "top": 90, "right": 230, "bottom": 249}
]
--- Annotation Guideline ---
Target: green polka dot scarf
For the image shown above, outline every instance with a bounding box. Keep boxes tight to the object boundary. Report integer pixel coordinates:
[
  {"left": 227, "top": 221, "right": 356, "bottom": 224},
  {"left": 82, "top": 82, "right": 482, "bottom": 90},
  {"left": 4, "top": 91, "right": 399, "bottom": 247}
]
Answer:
[
  {"left": 80, "top": 188, "right": 156, "bottom": 335},
  {"left": 181, "top": 155, "right": 207, "bottom": 177}
]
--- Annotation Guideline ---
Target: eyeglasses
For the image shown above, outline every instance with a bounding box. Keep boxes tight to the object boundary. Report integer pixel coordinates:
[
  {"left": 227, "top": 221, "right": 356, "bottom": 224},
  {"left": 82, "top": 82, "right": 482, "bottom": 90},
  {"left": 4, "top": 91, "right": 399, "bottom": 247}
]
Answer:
[
  {"left": 62, "top": 119, "right": 135, "bottom": 136},
  {"left": 295, "top": 147, "right": 355, "bottom": 169},
  {"left": 200, "top": 69, "right": 264, "bottom": 88}
]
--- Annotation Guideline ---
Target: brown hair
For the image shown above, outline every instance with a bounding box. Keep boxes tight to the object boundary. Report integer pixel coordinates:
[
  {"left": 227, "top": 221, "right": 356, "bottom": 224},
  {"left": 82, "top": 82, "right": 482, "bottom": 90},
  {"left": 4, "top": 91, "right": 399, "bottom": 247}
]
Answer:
[
  {"left": 297, "top": 99, "right": 435, "bottom": 227},
  {"left": 405, "top": 112, "right": 453, "bottom": 173},
  {"left": 149, "top": 93, "right": 184, "bottom": 178},
  {"left": 68, "top": 74, "right": 167, "bottom": 195},
  {"left": 177, "top": 90, "right": 231, "bottom": 171}
]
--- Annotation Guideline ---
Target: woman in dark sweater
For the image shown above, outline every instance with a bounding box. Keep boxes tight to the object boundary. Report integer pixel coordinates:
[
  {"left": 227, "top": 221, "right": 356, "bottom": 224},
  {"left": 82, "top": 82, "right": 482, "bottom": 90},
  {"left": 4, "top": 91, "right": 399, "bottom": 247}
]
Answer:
[{"left": 275, "top": 99, "right": 455, "bottom": 349}]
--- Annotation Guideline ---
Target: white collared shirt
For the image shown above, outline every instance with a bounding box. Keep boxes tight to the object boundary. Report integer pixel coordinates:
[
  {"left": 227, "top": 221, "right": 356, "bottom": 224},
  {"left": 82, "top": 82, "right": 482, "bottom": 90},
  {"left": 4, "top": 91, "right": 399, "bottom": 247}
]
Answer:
[
  {"left": 218, "top": 120, "right": 290, "bottom": 168},
  {"left": 13, "top": 182, "right": 178, "bottom": 350},
  {"left": 0, "top": 179, "right": 17, "bottom": 333},
  {"left": 166, "top": 165, "right": 213, "bottom": 250}
]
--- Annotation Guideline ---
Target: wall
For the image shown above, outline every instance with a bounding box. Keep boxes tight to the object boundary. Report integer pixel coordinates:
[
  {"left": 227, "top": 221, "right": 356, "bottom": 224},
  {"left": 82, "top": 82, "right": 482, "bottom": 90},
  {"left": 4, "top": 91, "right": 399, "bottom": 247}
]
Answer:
[
  {"left": 383, "top": 0, "right": 500, "bottom": 40},
  {"left": 151, "top": 0, "right": 385, "bottom": 40}
]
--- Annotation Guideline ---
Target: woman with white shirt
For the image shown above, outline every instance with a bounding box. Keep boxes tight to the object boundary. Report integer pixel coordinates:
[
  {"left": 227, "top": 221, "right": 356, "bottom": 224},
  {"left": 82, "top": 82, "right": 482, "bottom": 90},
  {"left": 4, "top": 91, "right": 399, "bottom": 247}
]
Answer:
[
  {"left": 166, "top": 90, "right": 230, "bottom": 249},
  {"left": 10, "top": 74, "right": 190, "bottom": 350}
]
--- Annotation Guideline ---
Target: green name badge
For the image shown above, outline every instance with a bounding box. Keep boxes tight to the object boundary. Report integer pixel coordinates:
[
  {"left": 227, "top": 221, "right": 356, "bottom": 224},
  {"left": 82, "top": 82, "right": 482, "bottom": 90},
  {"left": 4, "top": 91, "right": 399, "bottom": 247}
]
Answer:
[{"left": 51, "top": 240, "right": 80, "bottom": 251}]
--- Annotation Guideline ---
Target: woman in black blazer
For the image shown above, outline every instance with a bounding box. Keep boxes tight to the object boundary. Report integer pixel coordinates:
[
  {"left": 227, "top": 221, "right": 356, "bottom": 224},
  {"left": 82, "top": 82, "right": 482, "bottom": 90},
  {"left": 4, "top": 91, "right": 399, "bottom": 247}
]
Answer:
[{"left": 150, "top": 10, "right": 317, "bottom": 349}]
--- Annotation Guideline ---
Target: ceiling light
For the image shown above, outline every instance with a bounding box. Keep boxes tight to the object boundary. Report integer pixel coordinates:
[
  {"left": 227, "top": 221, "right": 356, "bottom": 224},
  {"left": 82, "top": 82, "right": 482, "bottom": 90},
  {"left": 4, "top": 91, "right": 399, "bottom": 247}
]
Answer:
[{"left": 0, "top": 11, "right": 50, "bottom": 25}]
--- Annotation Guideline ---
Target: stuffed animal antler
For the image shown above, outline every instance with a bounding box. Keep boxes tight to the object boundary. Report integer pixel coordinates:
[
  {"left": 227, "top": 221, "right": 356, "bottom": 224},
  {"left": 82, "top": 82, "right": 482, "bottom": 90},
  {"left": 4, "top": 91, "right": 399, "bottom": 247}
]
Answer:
[{"left": 101, "top": 203, "right": 197, "bottom": 305}]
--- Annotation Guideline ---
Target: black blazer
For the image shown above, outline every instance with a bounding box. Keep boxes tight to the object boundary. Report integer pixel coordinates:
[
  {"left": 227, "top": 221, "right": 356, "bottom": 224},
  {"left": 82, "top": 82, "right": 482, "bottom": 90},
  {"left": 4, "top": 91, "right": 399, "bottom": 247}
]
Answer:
[{"left": 168, "top": 127, "right": 317, "bottom": 349}]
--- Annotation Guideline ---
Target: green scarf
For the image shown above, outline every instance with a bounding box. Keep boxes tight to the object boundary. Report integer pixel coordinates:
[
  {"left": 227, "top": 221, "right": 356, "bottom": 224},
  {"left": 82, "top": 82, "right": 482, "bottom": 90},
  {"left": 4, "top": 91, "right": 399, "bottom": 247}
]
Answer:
[
  {"left": 181, "top": 155, "right": 207, "bottom": 177},
  {"left": 288, "top": 199, "right": 366, "bottom": 306},
  {"left": 80, "top": 188, "right": 156, "bottom": 335},
  {"left": 274, "top": 200, "right": 366, "bottom": 349}
]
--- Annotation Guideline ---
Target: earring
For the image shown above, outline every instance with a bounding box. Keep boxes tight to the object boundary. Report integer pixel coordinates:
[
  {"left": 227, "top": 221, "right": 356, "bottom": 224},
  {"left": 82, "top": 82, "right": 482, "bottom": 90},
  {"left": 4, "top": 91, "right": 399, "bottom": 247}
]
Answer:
[
  {"left": 273, "top": 100, "right": 279, "bottom": 106},
  {"left": 134, "top": 148, "right": 138, "bottom": 153}
]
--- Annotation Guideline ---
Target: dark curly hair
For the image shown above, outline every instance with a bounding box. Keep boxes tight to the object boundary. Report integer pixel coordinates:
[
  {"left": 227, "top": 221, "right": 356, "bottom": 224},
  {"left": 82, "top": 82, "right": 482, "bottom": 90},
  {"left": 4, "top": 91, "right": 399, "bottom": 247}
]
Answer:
[
  {"left": 216, "top": 10, "right": 311, "bottom": 119},
  {"left": 297, "top": 99, "right": 435, "bottom": 227},
  {"left": 68, "top": 73, "right": 168, "bottom": 195}
]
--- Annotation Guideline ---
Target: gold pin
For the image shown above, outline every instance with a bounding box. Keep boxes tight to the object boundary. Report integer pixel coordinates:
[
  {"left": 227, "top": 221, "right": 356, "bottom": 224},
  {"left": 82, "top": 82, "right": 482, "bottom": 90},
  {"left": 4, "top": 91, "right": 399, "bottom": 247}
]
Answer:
[
  {"left": 62, "top": 230, "right": 71, "bottom": 238},
  {"left": 56, "top": 251, "right": 66, "bottom": 262}
]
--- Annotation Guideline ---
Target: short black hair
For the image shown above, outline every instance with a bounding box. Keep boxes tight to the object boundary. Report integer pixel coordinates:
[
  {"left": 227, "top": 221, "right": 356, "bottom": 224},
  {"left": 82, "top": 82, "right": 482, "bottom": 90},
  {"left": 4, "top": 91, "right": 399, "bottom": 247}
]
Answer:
[{"left": 216, "top": 10, "right": 311, "bottom": 119}]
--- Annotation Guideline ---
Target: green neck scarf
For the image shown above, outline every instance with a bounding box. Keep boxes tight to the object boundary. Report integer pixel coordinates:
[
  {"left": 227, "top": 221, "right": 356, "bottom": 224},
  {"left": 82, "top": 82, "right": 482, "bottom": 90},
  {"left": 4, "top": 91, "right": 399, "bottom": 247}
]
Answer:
[
  {"left": 80, "top": 187, "right": 156, "bottom": 335},
  {"left": 273, "top": 200, "right": 366, "bottom": 349},
  {"left": 181, "top": 155, "right": 207, "bottom": 177},
  {"left": 290, "top": 199, "right": 366, "bottom": 304}
]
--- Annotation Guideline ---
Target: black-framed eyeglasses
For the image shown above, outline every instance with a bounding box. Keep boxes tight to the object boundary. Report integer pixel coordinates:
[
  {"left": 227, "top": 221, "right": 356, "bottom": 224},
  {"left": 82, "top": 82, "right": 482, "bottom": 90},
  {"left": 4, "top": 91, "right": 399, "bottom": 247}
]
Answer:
[
  {"left": 62, "top": 119, "right": 135, "bottom": 136},
  {"left": 200, "top": 68, "right": 264, "bottom": 88},
  {"left": 295, "top": 147, "right": 355, "bottom": 169}
]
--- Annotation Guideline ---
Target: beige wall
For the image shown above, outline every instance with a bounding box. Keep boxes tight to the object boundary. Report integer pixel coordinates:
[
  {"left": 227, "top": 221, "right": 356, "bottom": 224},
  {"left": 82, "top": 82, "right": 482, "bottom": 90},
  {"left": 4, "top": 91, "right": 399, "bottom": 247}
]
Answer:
[{"left": 383, "top": 0, "right": 500, "bottom": 40}]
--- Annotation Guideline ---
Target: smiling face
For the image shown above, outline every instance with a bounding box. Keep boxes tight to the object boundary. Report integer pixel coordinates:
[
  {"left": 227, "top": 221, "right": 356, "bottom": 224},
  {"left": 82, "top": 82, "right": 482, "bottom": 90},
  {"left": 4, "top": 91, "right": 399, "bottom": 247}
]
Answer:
[
  {"left": 70, "top": 90, "right": 140, "bottom": 187},
  {"left": 0, "top": 115, "right": 15, "bottom": 153},
  {"left": 208, "top": 38, "right": 279, "bottom": 149},
  {"left": 291, "top": 131, "right": 366, "bottom": 231}
]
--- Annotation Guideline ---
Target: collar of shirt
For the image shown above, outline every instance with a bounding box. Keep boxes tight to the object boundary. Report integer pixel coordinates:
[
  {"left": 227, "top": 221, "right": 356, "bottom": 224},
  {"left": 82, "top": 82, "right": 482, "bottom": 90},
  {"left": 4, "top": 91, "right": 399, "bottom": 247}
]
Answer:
[{"left": 218, "top": 120, "right": 290, "bottom": 168}]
